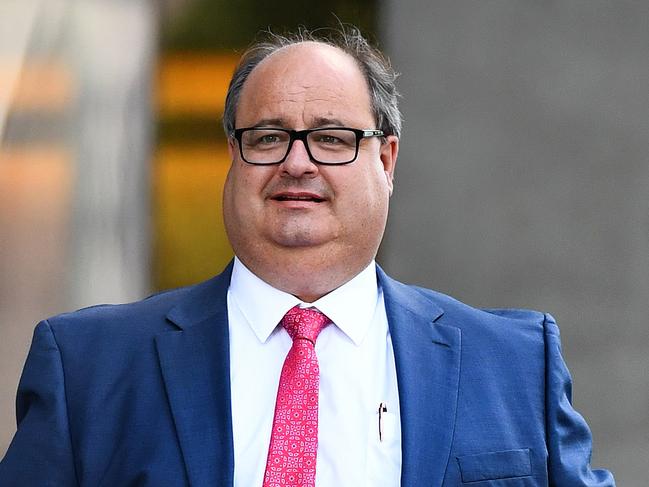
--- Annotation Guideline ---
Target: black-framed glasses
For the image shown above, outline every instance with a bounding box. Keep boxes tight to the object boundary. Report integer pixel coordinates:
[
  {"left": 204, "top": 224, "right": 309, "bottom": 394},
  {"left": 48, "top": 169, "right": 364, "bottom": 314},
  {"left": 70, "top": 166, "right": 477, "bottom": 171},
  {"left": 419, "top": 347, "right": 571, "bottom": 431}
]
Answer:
[{"left": 231, "top": 127, "right": 384, "bottom": 165}]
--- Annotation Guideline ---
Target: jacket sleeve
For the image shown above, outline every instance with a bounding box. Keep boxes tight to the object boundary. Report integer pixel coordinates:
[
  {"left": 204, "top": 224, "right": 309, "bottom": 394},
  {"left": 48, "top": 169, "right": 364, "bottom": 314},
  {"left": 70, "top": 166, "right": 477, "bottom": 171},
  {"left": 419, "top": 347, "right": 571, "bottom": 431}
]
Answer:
[
  {"left": 543, "top": 313, "right": 615, "bottom": 486},
  {"left": 0, "top": 320, "right": 78, "bottom": 486}
]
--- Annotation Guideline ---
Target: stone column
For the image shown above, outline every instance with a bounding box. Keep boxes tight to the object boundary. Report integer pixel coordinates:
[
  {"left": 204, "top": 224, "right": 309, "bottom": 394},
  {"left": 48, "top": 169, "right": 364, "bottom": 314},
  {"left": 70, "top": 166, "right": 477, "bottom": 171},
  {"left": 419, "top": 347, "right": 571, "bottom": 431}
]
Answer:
[{"left": 67, "top": 0, "right": 156, "bottom": 308}]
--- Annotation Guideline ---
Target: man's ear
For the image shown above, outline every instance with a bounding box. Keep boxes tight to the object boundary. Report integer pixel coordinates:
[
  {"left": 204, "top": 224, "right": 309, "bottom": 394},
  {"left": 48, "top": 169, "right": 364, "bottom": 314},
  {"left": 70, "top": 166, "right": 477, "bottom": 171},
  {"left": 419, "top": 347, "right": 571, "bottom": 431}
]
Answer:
[
  {"left": 227, "top": 136, "right": 236, "bottom": 160},
  {"left": 379, "top": 135, "right": 399, "bottom": 195}
]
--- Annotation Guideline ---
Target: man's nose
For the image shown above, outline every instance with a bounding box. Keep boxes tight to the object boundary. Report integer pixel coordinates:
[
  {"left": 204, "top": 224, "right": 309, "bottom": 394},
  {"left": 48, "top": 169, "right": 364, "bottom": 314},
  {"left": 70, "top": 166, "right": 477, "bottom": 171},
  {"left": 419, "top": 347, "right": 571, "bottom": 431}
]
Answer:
[{"left": 280, "top": 140, "right": 319, "bottom": 178}]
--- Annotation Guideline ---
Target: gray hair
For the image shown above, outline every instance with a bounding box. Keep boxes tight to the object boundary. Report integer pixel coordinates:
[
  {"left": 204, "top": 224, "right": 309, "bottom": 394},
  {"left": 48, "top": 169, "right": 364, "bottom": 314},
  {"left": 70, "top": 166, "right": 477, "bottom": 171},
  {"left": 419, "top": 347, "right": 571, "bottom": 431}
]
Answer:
[{"left": 222, "top": 26, "right": 402, "bottom": 138}]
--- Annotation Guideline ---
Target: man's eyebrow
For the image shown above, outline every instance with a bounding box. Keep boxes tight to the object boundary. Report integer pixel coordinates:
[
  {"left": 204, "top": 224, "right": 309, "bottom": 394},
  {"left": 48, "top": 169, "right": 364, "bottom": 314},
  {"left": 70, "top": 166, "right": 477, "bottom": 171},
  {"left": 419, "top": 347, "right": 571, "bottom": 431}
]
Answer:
[
  {"left": 251, "top": 118, "right": 286, "bottom": 128},
  {"left": 311, "top": 117, "right": 345, "bottom": 127}
]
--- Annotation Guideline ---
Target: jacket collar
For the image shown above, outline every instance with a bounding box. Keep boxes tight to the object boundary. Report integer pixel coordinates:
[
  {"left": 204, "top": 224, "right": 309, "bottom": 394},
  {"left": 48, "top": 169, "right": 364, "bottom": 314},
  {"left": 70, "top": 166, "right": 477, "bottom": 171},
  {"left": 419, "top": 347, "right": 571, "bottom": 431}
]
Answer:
[{"left": 165, "top": 261, "right": 233, "bottom": 330}]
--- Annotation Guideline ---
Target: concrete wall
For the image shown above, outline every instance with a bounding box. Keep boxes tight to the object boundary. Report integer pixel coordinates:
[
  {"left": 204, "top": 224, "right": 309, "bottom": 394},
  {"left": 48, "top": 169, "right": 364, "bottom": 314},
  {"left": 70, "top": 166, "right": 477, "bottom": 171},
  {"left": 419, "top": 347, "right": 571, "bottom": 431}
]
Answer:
[{"left": 380, "top": 2, "right": 648, "bottom": 485}]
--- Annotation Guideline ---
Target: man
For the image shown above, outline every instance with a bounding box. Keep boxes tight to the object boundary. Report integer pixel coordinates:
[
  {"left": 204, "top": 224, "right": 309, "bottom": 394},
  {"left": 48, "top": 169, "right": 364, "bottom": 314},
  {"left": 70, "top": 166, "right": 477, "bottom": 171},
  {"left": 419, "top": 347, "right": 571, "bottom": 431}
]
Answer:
[{"left": 0, "top": 27, "right": 614, "bottom": 486}]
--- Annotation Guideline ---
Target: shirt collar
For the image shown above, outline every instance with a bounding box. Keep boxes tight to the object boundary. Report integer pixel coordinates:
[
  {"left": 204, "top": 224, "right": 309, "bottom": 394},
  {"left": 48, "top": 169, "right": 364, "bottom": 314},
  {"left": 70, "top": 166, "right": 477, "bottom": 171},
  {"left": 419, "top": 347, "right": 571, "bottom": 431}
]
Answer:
[{"left": 229, "top": 257, "right": 379, "bottom": 346}]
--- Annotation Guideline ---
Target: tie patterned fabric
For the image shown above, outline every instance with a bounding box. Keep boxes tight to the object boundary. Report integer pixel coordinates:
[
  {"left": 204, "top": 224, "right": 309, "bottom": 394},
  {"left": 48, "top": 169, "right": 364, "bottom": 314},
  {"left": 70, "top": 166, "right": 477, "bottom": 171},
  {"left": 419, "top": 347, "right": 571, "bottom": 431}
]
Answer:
[{"left": 263, "top": 305, "right": 330, "bottom": 487}]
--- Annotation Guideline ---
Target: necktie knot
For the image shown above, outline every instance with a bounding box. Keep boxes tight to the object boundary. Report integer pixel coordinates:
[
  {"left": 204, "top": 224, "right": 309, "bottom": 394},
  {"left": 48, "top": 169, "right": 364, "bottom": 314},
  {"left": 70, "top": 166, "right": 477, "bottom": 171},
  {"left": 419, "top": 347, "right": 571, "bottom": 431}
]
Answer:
[{"left": 281, "top": 305, "right": 330, "bottom": 344}]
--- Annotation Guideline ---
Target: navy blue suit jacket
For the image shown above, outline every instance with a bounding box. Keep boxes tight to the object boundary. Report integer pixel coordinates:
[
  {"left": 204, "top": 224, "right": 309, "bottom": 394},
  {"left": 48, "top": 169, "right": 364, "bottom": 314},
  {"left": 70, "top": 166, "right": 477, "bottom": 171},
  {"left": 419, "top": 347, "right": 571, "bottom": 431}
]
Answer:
[{"left": 0, "top": 264, "right": 614, "bottom": 486}]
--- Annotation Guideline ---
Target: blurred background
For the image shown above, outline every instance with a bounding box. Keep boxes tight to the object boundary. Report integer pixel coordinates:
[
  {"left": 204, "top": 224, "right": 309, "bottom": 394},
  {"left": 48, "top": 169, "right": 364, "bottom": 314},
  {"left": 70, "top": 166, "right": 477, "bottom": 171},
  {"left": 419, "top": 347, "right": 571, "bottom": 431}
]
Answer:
[{"left": 0, "top": 0, "right": 646, "bottom": 484}]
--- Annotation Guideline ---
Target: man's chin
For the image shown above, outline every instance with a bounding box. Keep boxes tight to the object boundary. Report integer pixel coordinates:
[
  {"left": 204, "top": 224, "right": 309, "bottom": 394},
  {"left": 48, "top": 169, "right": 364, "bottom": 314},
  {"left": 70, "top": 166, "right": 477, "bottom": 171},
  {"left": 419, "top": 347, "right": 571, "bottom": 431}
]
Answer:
[
  {"left": 269, "top": 227, "right": 335, "bottom": 249},
  {"left": 272, "top": 234, "right": 327, "bottom": 248}
]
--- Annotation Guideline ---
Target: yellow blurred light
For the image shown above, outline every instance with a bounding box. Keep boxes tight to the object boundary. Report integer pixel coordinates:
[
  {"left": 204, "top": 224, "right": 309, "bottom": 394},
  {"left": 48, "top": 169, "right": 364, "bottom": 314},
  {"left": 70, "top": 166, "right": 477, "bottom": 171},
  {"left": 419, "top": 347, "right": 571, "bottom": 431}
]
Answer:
[{"left": 156, "top": 54, "right": 239, "bottom": 117}]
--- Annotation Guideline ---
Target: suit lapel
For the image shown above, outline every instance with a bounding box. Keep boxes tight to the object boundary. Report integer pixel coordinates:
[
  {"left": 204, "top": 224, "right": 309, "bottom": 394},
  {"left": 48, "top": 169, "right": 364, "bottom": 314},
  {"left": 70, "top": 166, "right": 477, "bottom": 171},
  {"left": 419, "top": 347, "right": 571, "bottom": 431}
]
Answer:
[
  {"left": 155, "top": 265, "right": 234, "bottom": 487},
  {"left": 378, "top": 267, "right": 461, "bottom": 487}
]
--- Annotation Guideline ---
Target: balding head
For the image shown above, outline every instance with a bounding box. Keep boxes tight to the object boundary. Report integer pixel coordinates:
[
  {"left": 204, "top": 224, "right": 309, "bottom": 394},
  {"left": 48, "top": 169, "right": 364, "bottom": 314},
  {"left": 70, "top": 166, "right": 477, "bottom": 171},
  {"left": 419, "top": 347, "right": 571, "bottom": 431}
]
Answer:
[{"left": 222, "top": 27, "right": 402, "bottom": 139}]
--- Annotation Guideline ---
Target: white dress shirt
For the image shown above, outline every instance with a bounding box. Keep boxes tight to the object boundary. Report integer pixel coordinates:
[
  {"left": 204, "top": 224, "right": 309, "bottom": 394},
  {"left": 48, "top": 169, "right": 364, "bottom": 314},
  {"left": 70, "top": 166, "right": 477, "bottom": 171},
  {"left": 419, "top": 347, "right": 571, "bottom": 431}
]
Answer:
[{"left": 228, "top": 257, "right": 402, "bottom": 486}]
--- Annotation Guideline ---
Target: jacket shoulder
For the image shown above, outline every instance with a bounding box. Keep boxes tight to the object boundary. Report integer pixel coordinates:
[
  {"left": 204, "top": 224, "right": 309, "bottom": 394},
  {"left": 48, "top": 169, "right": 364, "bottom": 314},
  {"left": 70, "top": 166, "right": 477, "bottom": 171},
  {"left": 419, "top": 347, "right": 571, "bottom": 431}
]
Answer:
[
  {"left": 43, "top": 267, "right": 230, "bottom": 346},
  {"left": 407, "top": 282, "right": 549, "bottom": 328},
  {"left": 46, "top": 283, "right": 195, "bottom": 334}
]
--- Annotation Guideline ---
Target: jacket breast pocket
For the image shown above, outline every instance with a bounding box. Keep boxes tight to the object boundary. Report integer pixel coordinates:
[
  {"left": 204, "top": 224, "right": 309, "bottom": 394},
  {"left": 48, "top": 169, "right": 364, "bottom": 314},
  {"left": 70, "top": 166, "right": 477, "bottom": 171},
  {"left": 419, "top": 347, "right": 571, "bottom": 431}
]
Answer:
[{"left": 456, "top": 448, "right": 532, "bottom": 483}]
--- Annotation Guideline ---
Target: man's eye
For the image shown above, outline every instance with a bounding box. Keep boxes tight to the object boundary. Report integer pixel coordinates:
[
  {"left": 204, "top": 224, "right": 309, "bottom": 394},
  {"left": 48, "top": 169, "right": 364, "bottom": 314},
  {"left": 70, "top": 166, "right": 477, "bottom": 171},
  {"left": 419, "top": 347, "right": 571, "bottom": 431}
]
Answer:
[
  {"left": 257, "top": 134, "right": 281, "bottom": 144},
  {"left": 315, "top": 135, "right": 343, "bottom": 145}
]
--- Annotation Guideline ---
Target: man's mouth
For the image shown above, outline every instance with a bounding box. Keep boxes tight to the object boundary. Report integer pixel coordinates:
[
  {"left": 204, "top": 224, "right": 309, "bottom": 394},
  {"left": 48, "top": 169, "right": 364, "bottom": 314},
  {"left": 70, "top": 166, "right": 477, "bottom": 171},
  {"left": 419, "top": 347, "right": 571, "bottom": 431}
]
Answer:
[{"left": 271, "top": 192, "right": 325, "bottom": 203}]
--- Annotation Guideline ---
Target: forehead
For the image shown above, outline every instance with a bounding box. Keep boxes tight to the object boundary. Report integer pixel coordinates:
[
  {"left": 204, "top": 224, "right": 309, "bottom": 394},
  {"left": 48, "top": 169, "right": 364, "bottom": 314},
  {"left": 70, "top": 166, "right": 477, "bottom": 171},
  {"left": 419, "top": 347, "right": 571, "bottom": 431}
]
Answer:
[{"left": 236, "top": 42, "right": 374, "bottom": 127}]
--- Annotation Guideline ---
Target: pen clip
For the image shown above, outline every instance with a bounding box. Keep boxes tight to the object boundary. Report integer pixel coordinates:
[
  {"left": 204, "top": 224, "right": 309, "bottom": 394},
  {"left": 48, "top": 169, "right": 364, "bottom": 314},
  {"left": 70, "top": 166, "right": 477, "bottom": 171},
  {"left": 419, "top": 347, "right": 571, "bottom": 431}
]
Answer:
[{"left": 378, "top": 402, "right": 387, "bottom": 442}]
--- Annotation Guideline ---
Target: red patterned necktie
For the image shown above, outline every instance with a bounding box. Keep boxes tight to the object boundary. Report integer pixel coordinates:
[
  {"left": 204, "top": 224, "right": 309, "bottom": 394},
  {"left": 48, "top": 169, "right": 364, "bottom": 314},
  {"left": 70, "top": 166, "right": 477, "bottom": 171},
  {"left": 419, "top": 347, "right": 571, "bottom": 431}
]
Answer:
[{"left": 263, "top": 305, "right": 330, "bottom": 487}]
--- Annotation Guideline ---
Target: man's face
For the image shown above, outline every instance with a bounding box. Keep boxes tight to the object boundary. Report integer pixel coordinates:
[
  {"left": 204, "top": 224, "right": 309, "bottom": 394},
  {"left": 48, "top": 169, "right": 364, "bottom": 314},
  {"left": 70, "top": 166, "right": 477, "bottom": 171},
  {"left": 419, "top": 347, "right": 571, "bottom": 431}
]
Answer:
[{"left": 223, "top": 42, "right": 398, "bottom": 297}]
